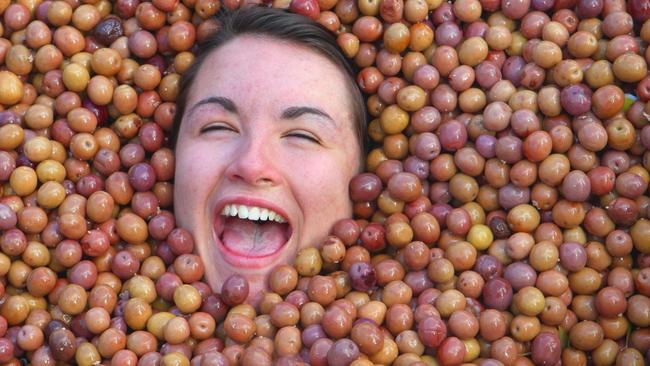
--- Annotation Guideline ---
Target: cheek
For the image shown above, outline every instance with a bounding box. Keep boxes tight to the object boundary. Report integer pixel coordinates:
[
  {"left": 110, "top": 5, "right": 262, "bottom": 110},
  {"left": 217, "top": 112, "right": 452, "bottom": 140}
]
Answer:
[
  {"left": 175, "top": 150, "right": 201, "bottom": 191},
  {"left": 176, "top": 142, "right": 227, "bottom": 179},
  {"left": 173, "top": 145, "right": 225, "bottom": 214},
  {"left": 289, "top": 152, "right": 357, "bottom": 236}
]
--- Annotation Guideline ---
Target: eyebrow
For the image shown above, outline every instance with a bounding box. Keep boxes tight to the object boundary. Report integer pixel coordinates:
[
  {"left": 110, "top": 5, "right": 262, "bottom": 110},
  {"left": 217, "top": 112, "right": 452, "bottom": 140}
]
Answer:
[
  {"left": 281, "top": 106, "right": 335, "bottom": 127},
  {"left": 187, "top": 96, "right": 336, "bottom": 128},
  {"left": 186, "top": 96, "right": 238, "bottom": 119}
]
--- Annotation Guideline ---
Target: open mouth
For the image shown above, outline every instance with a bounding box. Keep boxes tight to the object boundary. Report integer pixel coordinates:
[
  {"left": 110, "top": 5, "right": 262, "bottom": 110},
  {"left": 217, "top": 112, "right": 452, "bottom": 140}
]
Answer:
[{"left": 213, "top": 203, "right": 292, "bottom": 268}]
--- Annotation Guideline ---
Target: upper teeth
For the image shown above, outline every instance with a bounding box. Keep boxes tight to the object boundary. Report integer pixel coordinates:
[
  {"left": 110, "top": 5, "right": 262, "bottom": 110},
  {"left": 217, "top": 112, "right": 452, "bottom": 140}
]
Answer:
[{"left": 221, "top": 204, "right": 287, "bottom": 223}]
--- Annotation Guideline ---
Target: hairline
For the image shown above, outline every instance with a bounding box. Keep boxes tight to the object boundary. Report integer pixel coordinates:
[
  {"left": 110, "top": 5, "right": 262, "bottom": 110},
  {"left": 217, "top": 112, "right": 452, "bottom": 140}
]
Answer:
[
  {"left": 175, "top": 30, "right": 367, "bottom": 169},
  {"left": 171, "top": 8, "right": 368, "bottom": 164},
  {"left": 180, "top": 34, "right": 361, "bottom": 137}
]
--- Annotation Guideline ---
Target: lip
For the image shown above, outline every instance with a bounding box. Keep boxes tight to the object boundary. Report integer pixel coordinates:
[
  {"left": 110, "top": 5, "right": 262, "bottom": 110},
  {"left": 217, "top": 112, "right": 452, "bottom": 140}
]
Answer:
[{"left": 212, "top": 196, "right": 293, "bottom": 269}]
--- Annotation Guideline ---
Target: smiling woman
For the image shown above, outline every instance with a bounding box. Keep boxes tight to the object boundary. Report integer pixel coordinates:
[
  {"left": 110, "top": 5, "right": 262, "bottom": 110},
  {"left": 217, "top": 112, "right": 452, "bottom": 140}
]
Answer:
[{"left": 172, "top": 7, "right": 367, "bottom": 304}]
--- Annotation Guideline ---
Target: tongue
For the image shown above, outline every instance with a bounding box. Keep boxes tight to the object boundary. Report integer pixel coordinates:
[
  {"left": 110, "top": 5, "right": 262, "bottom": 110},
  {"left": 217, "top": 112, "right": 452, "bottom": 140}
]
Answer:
[{"left": 221, "top": 217, "right": 289, "bottom": 257}]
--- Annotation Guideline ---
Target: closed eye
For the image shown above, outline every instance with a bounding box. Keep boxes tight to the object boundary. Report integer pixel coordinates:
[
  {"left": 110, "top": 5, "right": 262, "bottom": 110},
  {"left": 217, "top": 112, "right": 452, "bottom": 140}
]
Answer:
[
  {"left": 200, "top": 123, "right": 236, "bottom": 134},
  {"left": 285, "top": 132, "right": 321, "bottom": 144}
]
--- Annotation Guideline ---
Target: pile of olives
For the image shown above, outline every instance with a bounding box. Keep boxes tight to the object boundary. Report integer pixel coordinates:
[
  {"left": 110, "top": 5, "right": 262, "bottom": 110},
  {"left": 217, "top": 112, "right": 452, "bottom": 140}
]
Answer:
[{"left": 0, "top": 0, "right": 650, "bottom": 364}]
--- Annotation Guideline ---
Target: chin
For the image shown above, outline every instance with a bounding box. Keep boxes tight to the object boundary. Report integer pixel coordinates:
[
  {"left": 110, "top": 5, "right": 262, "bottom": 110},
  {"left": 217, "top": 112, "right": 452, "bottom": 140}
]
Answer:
[{"left": 208, "top": 236, "right": 299, "bottom": 305}]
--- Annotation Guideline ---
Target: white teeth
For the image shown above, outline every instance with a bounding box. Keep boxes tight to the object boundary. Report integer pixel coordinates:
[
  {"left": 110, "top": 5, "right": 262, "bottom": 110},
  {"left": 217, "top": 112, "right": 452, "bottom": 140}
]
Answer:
[
  {"left": 220, "top": 204, "right": 287, "bottom": 223},
  {"left": 249, "top": 207, "right": 260, "bottom": 220},
  {"left": 238, "top": 205, "right": 248, "bottom": 219}
]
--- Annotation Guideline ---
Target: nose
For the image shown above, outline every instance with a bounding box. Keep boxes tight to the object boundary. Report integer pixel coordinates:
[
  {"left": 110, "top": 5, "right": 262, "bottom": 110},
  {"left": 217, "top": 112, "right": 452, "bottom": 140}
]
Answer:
[{"left": 224, "top": 133, "right": 282, "bottom": 187}]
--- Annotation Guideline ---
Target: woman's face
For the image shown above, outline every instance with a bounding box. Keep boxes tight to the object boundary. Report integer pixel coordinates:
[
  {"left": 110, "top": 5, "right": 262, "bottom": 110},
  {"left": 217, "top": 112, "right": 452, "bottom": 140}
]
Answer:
[{"left": 174, "top": 36, "right": 361, "bottom": 303}]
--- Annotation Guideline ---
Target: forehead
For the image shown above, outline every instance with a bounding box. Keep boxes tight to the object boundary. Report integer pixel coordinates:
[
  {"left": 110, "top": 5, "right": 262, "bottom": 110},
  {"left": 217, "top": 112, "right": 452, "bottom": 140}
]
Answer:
[{"left": 188, "top": 35, "right": 353, "bottom": 113}]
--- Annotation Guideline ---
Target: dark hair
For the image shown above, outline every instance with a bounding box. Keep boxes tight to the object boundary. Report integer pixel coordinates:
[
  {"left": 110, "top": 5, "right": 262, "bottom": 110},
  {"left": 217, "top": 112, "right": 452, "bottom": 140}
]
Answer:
[{"left": 171, "top": 6, "right": 368, "bottom": 158}]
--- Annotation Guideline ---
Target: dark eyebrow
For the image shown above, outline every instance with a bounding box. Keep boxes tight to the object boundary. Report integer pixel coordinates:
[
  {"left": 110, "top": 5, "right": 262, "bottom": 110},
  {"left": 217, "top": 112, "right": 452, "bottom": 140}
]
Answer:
[
  {"left": 186, "top": 96, "right": 238, "bottom": 119},
  {"left": 281, "top": 106, "right": 335, "bottom": 127}
]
